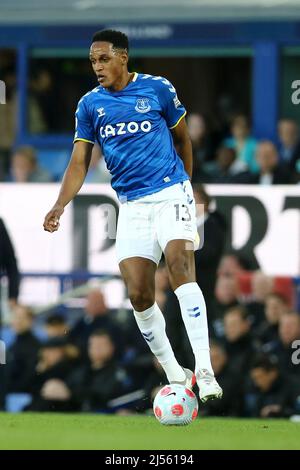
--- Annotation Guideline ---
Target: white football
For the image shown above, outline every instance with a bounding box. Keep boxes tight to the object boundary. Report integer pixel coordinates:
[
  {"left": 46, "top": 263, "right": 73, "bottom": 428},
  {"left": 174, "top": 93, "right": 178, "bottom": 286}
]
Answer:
[{"left": 153, "top": 383, "right": 198, "bottom": 426}]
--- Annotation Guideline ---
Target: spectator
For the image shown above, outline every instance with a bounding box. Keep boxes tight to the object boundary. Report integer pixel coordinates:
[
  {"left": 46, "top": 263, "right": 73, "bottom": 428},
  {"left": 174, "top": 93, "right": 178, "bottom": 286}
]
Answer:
[
  {"left": 270, "top": 313, "right": 300, "bottom": 379},
  {"left": 218, "top": 253, "right": 251, "bottom": 278},
  {"left": 10, "top": 146, "right": 52, "bottom": 183},
  {"left": 223, "top": 115, "right": 258, "bottom": 173},
  {"left": 0, "top": 218, "right": 20, "bottom": 308},
  {"left": 0, "top": 217, "right": 20, "bottom": 409},
  {"left": 234, "top": 141, "right": 292, "bottom": 184},
  {"left": 69, "top": 288, "right": 123, "bottom": 357},
  {"left": 186, "top": 113, "right": 214, "bottom": 183},
  {"left": 25, "top": 337, "right": 78, "bottom": 412},
  {"left": 244, "top": 354, "right": 300, "bottom": 418},
  {"left": 5, "top": 305, "right": 40, "bottom": 394},
  {"left": 67, "top": 330, "right": 132, "bottom": 412},
  {"left": 256, "top": 293, "right": 289, "bottom": 348},
  {"left": 223, "top": 305, "right": 256, "bottom": 375},
  {"left": 255, "top": 141, "right": 292, "bottom": 184},
  {"left": 205, "top": 146, "right": 247, "bottom": 183},
  {"left": 201, "top": 341, "right": 243, "bottom": 416},
  {"left": 44, "top": 313, "right": 69, "bottom": 338},
  {"left": 187, "top": 113, "right": 215, "bottom": 164},
  {"left": 214, "top": 275, "right": 240, "bottom": 321},
  {"left": 278, "top": 119, "right": 300, "bottom": 170},
  {"left": 251, "top": 272, "right": 274, "bottom": 303},
  {"left": 44, "top": 312, "right": 81, "bottom": 363},
  {"left": 246, "top": 271, "right": 274, "bottom": 328}
]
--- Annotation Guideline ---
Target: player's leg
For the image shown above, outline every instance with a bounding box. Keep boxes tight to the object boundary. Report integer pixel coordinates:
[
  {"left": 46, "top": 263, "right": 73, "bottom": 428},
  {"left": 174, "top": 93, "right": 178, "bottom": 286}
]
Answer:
[
  {"left": 119, "top": 256, "right": 193, "bottom": 385},
  {"left": 164, "top": 239, "right": 213, "bottom": 374},
  {"left": 156, "top": 181, "right": 222, "bottom": 401},
  {"left": 165, "top": 239, "right": 213, "bottom": 374},
  {"left": 164, "top": 239, "right": 223, "bottom": 402}
]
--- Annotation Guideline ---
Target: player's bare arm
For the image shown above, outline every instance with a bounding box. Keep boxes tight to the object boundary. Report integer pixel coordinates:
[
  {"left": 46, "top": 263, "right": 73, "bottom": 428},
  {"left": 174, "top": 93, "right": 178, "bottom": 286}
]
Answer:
[
  {"left": 171, "top": 117, "right": 193, "bottom": 179},
  {"left": 43, "top": 140, "right": 93, "bottom": 233}
]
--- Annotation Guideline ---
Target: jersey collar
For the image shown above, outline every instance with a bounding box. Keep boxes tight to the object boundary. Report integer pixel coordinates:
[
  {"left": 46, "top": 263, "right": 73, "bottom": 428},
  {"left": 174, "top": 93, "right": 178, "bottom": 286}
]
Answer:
[{"left": 101, "top": 72, "right": 139, "bottom": 94}]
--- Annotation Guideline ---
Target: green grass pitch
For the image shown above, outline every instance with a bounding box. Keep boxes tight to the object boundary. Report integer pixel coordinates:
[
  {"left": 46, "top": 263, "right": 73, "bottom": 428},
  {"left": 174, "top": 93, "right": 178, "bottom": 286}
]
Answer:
[{"left": 0, "top": 413, "right": 299, "bottom": 450}]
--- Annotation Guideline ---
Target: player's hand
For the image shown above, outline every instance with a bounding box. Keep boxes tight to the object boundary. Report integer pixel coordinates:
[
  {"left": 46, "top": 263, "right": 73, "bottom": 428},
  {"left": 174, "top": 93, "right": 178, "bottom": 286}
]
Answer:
[{"left": 43, "top": 204, "right": 64, "bottom": 233}]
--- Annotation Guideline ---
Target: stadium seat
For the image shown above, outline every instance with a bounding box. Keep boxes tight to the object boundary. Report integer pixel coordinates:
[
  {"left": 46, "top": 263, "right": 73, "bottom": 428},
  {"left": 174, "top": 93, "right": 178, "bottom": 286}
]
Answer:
[
  {"left": 1, "top": 327, "right": 16, "bottom": 348},
  {"left": 273, "top": 276, "right": 295, "bottom": 308},
  {"left": 5, "top": 393, "right": 32, "bottom": 413},
  {"left": 237, "top": 272, "right": 295, "bottom": 308}
]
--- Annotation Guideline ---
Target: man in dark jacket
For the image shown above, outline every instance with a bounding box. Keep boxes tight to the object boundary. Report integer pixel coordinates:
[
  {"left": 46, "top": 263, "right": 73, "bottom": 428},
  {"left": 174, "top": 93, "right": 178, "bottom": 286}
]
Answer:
[
  {"left": 5, "top": 305, "right": 40, "bottom": 394},
  {"left": 277, "top": 119, "right": 300, "bottom": 175},
  {"left": 244, "top": 354, "right": 300, "bottom": 418},
  {"left": 201, "top": 341, "right": 243, "bottom": 416},
  {"left": 68, "top": 289, "right": 124, "bottom": 360},
  {"left": 233, "top": 141, "right": 292, "bottom": 184},
  {"left": 40, "top": 330, "right": 132, "bottom": 413},
  {"left": 223, "top": 305, "right": 256, "bottom": 376},
  {"left": 0, "top": 218, "right": 20, "bottom": 308},
  {"left": 0, "top": 217, "right": 20, "bottom": 408},
  {"left": 67, "top": 330, "right": 131, "bottom": 412},
  {"left": 193, "top": 184, "right": 227, "bottom": 321},
  {"left": 25, "top": 337, "right": 78, "bottom": 412}
]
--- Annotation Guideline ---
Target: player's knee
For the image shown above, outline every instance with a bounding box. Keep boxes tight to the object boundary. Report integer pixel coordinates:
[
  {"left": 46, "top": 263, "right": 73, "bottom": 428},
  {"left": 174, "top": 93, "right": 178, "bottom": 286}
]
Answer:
[{"left": 129, "top": 287, "right": 155, "bottom": 311}]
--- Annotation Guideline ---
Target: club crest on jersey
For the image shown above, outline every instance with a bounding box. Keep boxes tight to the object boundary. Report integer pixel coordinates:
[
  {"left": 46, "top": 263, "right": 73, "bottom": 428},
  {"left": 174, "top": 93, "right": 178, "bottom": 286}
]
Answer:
[
  {"left": 97, "top": 107, "right": 105, "bottom": 117},
  {"left": 135, "top": 98, "right": 151, "bottom": 113}
]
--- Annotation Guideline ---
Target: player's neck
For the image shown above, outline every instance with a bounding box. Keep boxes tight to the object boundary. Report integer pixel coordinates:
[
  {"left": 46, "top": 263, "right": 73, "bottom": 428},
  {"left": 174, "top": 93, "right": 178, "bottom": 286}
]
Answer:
[{"left": 108, "top": 71, "right": 135, "bottom": 92}]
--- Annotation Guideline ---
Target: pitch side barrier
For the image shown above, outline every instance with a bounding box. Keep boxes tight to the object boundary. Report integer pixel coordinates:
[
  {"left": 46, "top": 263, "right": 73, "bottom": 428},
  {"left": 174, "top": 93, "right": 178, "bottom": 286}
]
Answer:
[
  {"left": 0, "top": 271, "right": 123, "bottom": 318},
  {"left": 1, "top": 271, "right": 299, "bottom": 314}
]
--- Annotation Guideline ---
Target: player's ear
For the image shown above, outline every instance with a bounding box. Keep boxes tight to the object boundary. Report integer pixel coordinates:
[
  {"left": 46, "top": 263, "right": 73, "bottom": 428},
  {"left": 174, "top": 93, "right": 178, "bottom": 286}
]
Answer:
[{"left": 120, "top": 50, "right": 128, "bottom": 65}]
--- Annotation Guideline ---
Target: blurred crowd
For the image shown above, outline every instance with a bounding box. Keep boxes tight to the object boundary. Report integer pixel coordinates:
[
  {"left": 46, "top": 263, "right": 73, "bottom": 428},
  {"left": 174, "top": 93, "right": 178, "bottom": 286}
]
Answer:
[
  {"left": 187, "top": 114, "right": 300, "bottom": 185},
  {"left": 0, "top": 184, "right": 299, "bottom": 418},
  {"left": 1, "top": 114, "right": 300, "bottom": 186},
  {"left": 0, "top": 55, "right": 300, "bottom": 185}
]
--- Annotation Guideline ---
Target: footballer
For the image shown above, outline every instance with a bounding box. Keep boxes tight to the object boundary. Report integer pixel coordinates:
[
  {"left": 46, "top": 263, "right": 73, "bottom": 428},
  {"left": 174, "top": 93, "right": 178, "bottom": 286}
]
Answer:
[{"left": 43, "top": 29, "right": 222, "bottom": 402}]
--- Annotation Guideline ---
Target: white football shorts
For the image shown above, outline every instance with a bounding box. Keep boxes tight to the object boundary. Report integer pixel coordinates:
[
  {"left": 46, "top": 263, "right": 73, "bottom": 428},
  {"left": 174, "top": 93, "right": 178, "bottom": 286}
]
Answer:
[{"left": 116, "top": 180, "right": 199, "bottom": 265}]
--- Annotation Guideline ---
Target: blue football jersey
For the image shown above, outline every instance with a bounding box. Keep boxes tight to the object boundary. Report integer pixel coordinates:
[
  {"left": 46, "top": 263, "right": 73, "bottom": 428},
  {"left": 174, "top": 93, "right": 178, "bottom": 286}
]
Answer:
[{"left": 74, "top": 73, "right": 189, "bottom": 201}]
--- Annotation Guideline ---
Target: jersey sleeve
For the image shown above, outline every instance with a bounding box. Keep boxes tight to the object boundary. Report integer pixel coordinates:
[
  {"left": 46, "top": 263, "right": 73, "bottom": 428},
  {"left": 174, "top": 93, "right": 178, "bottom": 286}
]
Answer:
[
  {"left": 73, "top": 96, "right": 95, "bottom": 144},
  {"left": 156, "top": 78, "right": 186, "bottom": 129}
]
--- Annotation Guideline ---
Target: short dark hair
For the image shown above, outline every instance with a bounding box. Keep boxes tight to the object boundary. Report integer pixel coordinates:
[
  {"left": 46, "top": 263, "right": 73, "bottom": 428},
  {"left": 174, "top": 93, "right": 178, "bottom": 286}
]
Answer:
[
  {"left": 41, "top": 337, "right": 67, "bottom": 349},
  {"left": 225, "top": 304, "right": 249, "bottom": 321},
  {"left": 45, "top": 313, "right": 66, "bottom": 326},
  {"left": 251, "top": 354, "right": 278, "bottom": 372},
  {"left": 89, "top": 329, "right": 113, "bottom": 342},
  {"left": 92, "top": 29, "right": 129, "bottom": 52}
]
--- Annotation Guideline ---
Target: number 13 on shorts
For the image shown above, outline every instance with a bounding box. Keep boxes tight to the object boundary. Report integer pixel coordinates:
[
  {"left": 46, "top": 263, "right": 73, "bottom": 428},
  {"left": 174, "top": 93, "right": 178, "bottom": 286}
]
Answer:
[{"left": 174, "top": 203, "right": 192, "bottom": 222}]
